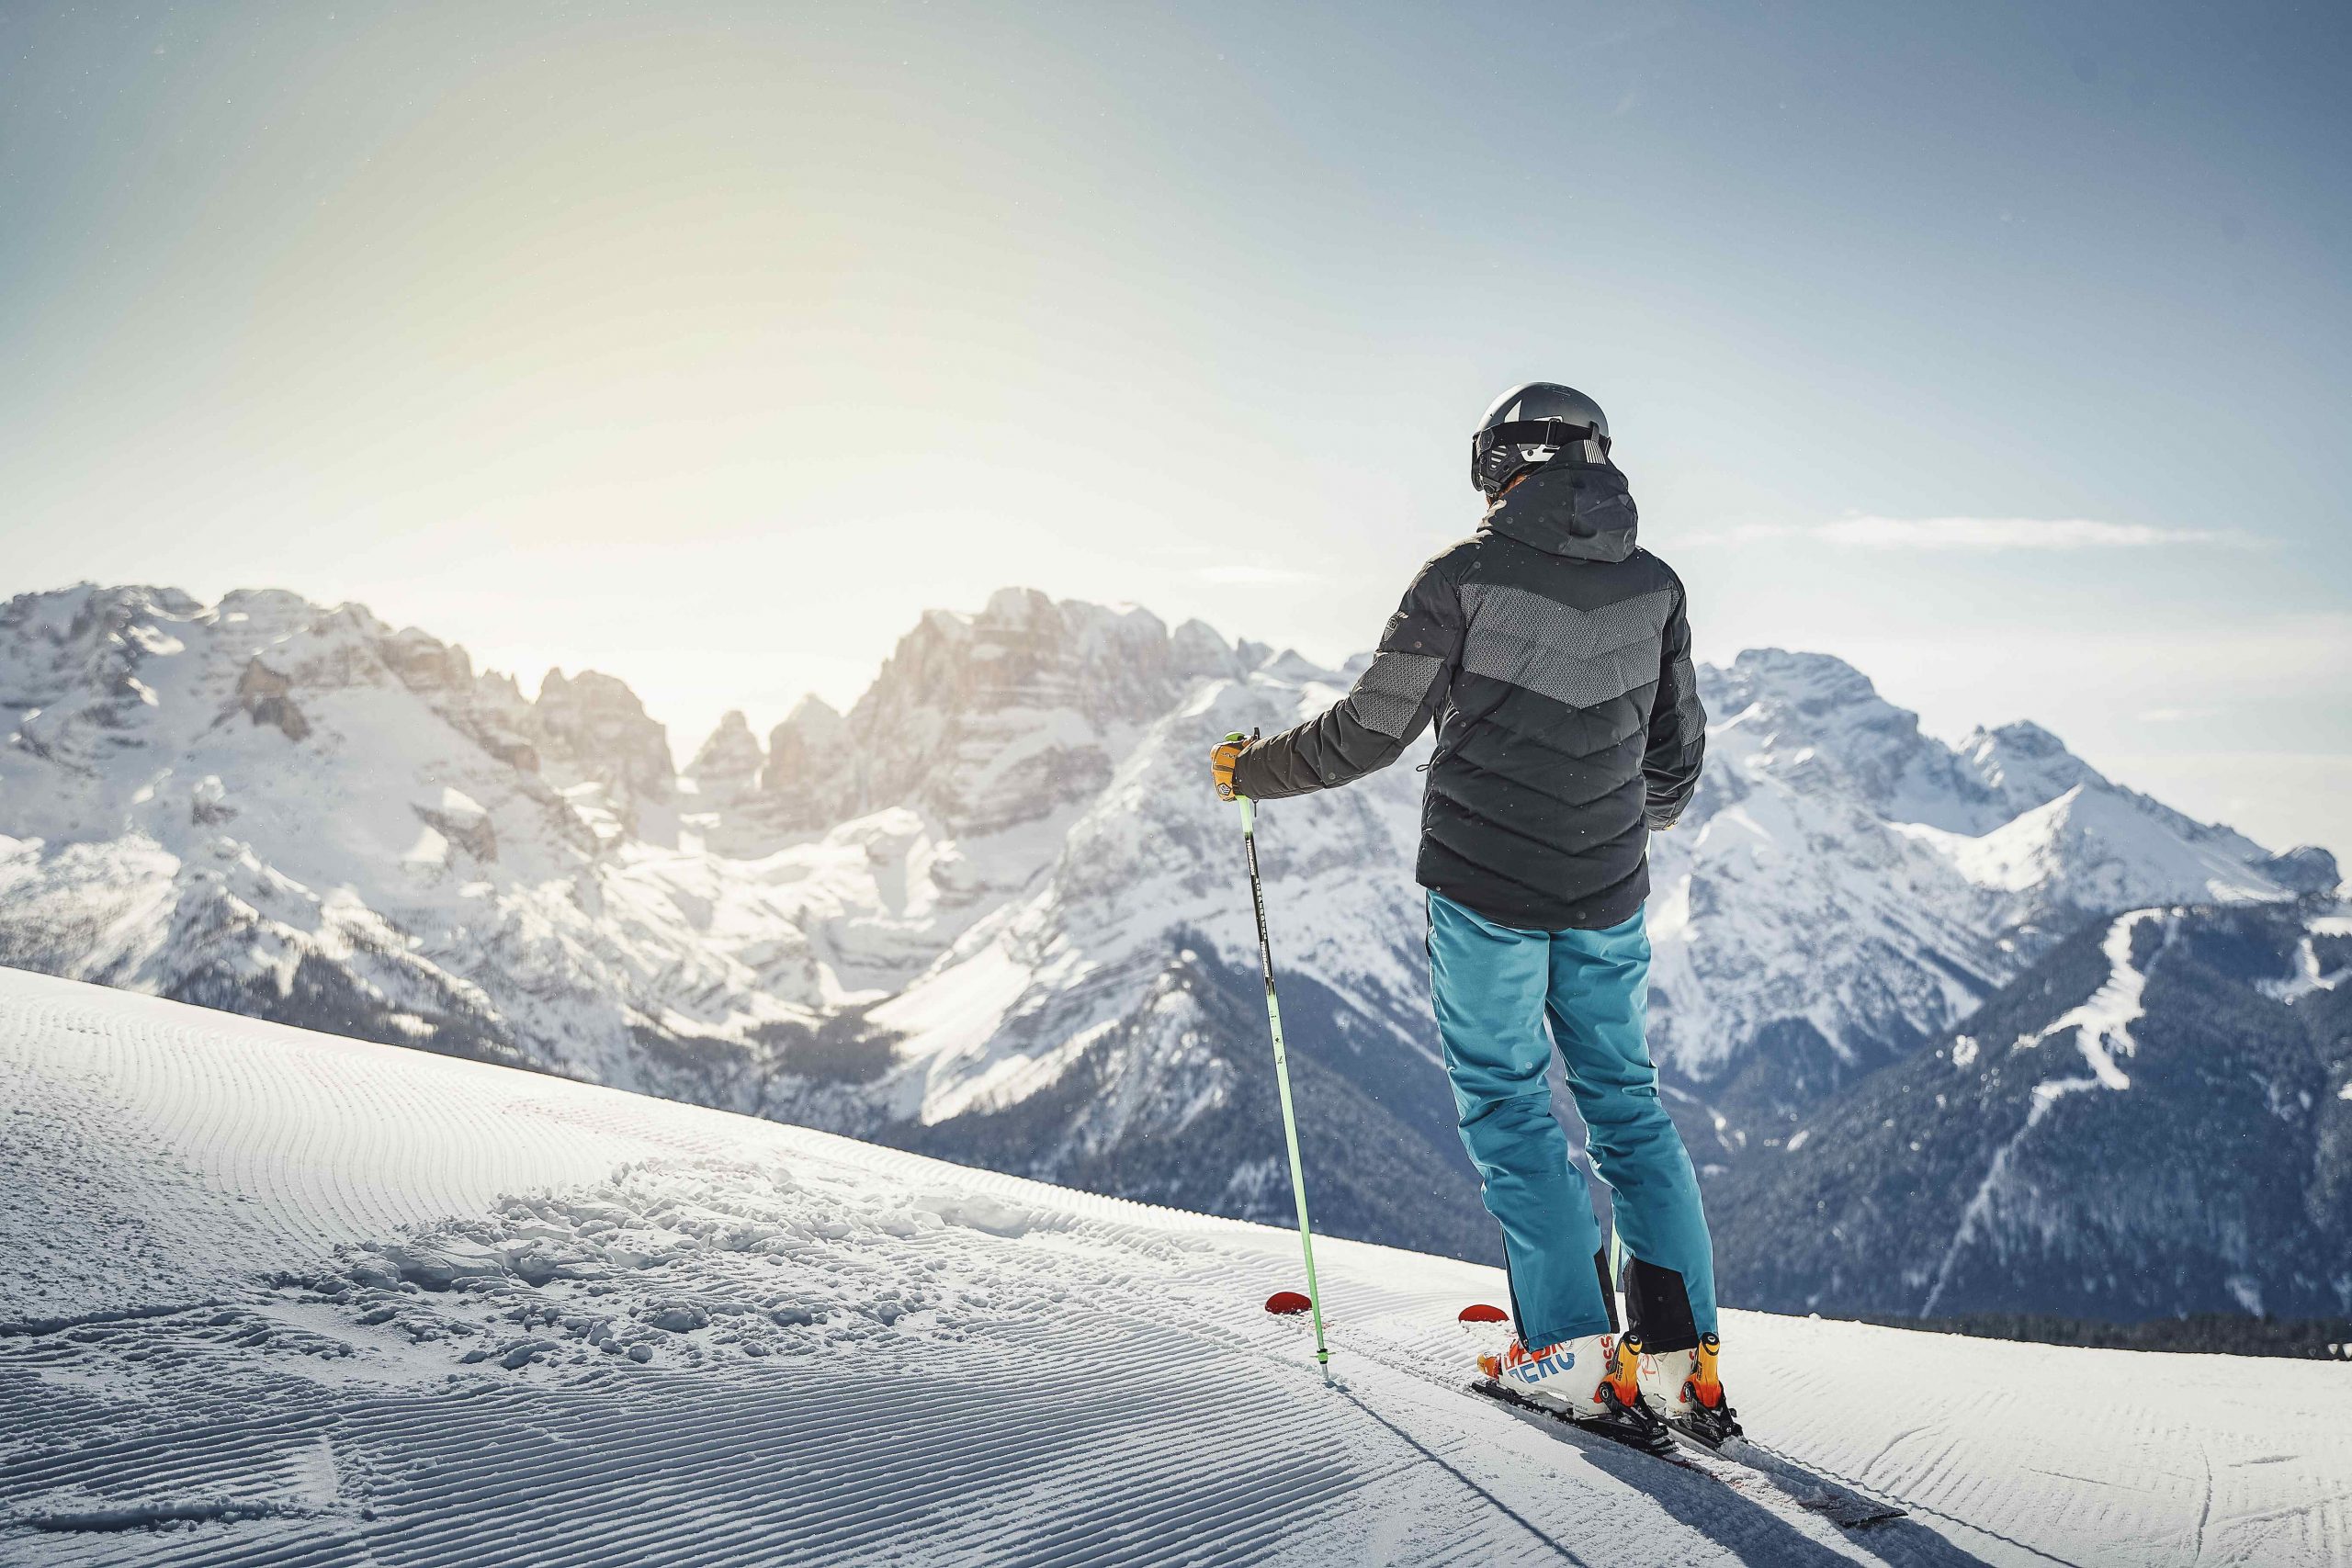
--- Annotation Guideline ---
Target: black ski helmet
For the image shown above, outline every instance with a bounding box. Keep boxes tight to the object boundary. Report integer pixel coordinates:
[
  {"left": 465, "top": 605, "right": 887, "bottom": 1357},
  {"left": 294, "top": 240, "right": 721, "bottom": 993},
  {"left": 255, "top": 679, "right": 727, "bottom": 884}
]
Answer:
[{"left": 1472, "top": 381, "right": 1611, "bottom": 496}]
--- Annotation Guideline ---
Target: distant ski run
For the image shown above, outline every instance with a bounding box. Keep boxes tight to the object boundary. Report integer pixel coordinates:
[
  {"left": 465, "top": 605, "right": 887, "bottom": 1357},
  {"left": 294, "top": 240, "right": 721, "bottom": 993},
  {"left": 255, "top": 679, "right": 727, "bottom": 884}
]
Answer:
[{"left": 1919, "top": 907, "right": 2167, "bottom": 1316}]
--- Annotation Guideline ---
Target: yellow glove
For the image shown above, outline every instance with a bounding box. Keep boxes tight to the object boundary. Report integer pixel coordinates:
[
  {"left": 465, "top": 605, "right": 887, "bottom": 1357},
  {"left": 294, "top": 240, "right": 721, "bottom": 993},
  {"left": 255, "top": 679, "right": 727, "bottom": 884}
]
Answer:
[{"left": 1212, "top": 730, "right": 1253, "bottom": 801}]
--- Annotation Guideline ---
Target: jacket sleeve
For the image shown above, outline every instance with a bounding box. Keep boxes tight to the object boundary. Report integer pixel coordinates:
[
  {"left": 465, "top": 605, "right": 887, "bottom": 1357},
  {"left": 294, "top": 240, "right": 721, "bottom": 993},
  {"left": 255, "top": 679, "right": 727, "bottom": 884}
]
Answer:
[
  {"left": 1230, "top": 552, "right": 1464, "bottom": 801},
  {"left": 1643, "top": 578, "right": 1706, "bottom": 829}
]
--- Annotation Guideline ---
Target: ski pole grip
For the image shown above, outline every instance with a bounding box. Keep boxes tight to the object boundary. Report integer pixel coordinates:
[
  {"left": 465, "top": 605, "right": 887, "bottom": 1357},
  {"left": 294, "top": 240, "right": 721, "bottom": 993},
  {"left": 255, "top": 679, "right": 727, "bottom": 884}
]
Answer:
[{"left": 1216, "top": 730, "right": 1257, "bottom": 805}]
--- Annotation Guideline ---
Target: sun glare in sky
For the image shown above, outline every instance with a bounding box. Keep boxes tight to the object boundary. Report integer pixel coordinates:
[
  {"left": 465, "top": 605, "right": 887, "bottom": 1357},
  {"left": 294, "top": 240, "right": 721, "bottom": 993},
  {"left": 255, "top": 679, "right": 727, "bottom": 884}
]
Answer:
[{"left": 2, "top": 2, "right": 2346, "bottom": 852}]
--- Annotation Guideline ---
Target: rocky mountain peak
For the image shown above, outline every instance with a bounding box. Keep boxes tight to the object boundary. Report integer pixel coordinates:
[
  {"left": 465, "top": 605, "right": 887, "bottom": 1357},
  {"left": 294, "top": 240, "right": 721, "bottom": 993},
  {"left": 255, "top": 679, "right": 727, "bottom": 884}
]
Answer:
[
  {"left": 684, "top": 710, "right": 765, "bottom": 809},
  {"left": 980, "top": 584, "right": 1059, "bottom": 628},
  {"left": 688, "top": 709, "right": 763, "bottom": 773},
  {"left": 207, "top": 587, "right": 331, "bottom": 649},
  {"left": 862, "top": 588, "right": 1241, "bottom": 726},
  {"left": 1701, "top": 649, "right": 2004, "bottom": 831},
  {"left": 527, "top": 668, "right": 674, "bottom": 807},
  {"left": 785, "top": 589, "right": 1245, "bottom": 834},
  {"left": 730, "top": 696, "right": 846, "bottom": 831},
  {"left": 1171, "top": 617, "right": 1234, "bottom": 671},
  {"left": 1983, "top": 719, "right": 2067, "bottom": 756},
  {"left": 1713, "top": 648, "right": 1885, "bottom": 718},
  {"left": 362, "top": 625, "right": 540, "bottom": 775},
  {"left": 2259, "top": 845, "right": 2343, "bottom": 895},
  {"left": 1959, "top": 721, "right": 2106, "bottom": 817},
  {"left": 782, "top": 693, "right": 846, "bottom": 735},
  {"left": 379, "top": 626, "right": 477, "bottom": 695}
]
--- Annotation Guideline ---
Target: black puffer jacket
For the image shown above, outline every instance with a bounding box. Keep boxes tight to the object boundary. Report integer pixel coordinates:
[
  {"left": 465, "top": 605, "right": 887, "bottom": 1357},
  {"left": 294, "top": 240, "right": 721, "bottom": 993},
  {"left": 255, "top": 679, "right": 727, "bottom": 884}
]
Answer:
[{"left": 1231, "top": 458, "right": 1703, "bottom": 931}]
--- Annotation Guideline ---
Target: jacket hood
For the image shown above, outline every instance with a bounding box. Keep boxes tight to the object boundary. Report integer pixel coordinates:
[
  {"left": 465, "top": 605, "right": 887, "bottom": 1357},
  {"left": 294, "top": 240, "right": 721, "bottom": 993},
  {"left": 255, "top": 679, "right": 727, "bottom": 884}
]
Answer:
[{"left": 1480, "top": 461, "right": 1638, "bottom": 563}]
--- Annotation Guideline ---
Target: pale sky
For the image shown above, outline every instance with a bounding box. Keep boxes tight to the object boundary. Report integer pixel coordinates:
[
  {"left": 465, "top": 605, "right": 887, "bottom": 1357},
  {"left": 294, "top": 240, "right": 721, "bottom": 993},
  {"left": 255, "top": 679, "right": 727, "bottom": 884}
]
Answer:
[{"left": 4, "top": 1, "right": 2347, "bottom": 855}]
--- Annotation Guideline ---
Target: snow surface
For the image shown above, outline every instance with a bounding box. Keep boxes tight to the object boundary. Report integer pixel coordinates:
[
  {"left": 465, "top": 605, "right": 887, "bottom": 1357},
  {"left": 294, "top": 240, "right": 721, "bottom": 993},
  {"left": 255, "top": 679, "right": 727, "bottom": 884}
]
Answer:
[{"left": 6, "top": 969, "right": 2346, "bottom": 1567}]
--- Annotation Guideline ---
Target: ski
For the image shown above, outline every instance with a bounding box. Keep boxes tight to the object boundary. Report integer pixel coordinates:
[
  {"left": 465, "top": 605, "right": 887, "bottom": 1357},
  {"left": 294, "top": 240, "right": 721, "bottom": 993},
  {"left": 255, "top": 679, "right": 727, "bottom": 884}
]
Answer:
[
  {"left": 1471, "top": 1377, "right": 1678, "bottom": 1458},
  {"left": 1470, "top": 1379, "right": 1906, "bottom": 1529}
]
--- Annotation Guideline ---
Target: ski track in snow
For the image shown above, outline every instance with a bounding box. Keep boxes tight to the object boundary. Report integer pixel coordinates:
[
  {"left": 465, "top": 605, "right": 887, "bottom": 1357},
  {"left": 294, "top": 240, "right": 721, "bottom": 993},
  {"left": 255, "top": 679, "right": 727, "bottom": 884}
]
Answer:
[{"left": 5, "top": 971, "right": 2347, "bottom": 1567}]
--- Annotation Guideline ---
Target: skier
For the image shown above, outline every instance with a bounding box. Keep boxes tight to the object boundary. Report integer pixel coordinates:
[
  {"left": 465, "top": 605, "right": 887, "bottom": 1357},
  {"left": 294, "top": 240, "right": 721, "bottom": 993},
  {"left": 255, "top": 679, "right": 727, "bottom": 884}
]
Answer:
[{"left": 1210, "top": 382, "right": 1736, "bottom": 1449}]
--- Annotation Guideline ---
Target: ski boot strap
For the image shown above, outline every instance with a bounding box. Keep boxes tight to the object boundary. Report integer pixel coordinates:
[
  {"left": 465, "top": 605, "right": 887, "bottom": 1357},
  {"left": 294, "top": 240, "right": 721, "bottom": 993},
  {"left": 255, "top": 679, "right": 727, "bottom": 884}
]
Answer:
[
  {"left": 1601, "top": 1332, "right": 1644, "bottom": 1411},
  {"left": 1690, "top": 1331, "right": 1725, "bottom": 1411}
]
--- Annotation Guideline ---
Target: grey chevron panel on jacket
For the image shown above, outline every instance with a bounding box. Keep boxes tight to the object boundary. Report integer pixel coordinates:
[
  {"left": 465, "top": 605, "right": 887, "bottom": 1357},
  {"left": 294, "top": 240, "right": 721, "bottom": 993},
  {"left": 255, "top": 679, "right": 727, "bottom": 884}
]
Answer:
[{"left": 1457, "top": 582, "right": 1674, "bottom": 710}]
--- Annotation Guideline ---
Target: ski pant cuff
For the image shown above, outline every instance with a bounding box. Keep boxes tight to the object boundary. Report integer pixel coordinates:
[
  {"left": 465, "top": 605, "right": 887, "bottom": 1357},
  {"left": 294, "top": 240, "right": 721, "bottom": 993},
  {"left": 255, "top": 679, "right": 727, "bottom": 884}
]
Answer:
[{"left": 1519, "top": 1311, "right": 1618, "bottom": 1348}]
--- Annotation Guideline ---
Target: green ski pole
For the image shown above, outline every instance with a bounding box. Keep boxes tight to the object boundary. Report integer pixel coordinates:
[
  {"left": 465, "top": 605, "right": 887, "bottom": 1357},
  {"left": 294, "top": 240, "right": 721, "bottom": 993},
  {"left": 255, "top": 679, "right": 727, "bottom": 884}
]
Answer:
[{"left": 1225, "top": 733, "right": 1331, "bottom": 1377}]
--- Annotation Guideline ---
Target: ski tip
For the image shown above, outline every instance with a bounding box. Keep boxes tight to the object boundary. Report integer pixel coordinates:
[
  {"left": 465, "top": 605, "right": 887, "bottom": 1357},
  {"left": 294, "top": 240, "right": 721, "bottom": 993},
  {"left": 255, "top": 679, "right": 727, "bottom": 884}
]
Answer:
[
  {"left": 1264, "top": 1289, "right": 1314, "bottom": 1315},
  {"left": 1457, "top": 1303, "right": 1509, "bottom": 1324}
]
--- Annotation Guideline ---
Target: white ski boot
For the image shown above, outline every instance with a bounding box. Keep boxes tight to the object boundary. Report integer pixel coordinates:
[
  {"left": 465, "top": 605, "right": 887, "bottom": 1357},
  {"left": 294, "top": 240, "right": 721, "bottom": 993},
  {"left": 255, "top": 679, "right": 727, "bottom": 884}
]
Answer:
[
  {"left": 1637, "top": 1331, "right": 1742, "bottom": 1449},
  {"left": 1476, "top": 1331, "right": 1673, "bottom": 1453}
]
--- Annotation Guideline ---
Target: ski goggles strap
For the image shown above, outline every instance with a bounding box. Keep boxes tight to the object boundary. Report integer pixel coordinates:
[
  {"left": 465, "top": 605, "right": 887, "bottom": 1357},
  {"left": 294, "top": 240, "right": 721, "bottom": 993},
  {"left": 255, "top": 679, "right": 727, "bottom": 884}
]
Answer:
[{"left": 1470, "top": 419, "right": 1611, "bottom": 493}]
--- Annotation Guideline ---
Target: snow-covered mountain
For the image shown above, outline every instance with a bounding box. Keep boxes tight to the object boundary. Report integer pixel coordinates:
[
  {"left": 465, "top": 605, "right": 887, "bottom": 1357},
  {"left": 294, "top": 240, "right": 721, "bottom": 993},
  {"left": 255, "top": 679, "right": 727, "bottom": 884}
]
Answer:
[
  {"left": 1651, "top": 651, "right": 2325, "bottom": 1112},
  {"left": 1, "top": 582, "right": 2334, "bottom": 1280},
  {"left": 7, "top": 968, "right": 2346, "bottom": 1566},
  {"left": 1711, "top": 898, "right": 2352, "bottom": 1321}
]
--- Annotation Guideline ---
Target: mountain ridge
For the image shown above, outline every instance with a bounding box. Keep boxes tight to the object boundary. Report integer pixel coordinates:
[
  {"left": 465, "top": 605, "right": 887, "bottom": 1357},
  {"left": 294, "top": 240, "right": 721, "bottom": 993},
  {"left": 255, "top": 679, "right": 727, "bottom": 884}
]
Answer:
[{"left": 2, "top": 580, "right": 2337, "bottom": 1307}]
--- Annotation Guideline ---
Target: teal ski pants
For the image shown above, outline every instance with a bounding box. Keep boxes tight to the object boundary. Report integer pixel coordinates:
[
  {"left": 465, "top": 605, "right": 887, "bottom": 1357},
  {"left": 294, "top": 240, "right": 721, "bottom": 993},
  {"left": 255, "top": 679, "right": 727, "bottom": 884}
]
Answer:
[{"left": 1427, "top": 889, "right": 1716, "bottom": 1351}]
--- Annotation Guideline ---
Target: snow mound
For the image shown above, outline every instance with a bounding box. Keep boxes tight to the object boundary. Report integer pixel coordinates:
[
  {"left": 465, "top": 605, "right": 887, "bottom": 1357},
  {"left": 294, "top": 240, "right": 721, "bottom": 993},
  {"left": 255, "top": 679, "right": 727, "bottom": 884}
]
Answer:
[{"left": 4, "top": 968, "right": 2346, "bottom": 1566}]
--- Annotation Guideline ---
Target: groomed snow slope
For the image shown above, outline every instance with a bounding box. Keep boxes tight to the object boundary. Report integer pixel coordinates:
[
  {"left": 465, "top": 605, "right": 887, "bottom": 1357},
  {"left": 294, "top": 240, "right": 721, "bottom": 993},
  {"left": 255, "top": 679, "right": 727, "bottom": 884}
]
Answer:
[{"left": 3, "top": 971, "right": 2345, "bottom": 1568}]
